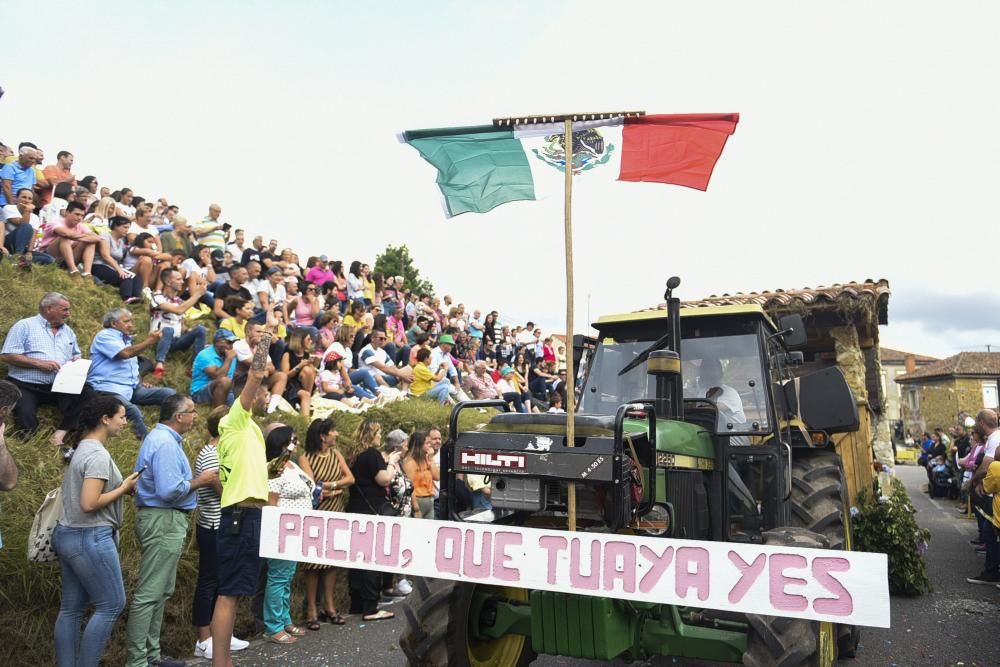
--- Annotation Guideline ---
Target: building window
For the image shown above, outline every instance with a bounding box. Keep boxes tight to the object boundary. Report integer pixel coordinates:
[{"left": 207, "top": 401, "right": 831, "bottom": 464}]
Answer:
[
  {"left": 983, "top": 383, "right": 999, "bottom": 410},
  {"left": 907, "top": 389, "right": 919, "bottom": 411}
]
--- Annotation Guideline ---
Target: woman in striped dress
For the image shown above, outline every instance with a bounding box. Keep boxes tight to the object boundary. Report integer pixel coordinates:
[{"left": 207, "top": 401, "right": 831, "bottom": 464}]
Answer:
[{"left": 301, "top": 417, "right": 354, "bottom": 629}]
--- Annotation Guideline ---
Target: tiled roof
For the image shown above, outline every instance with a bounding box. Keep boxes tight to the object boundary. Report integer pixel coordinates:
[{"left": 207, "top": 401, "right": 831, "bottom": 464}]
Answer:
[
  {"left": 896, "top": 351, "right": 1000, "bottom": 383},
  {"left": 881, "top": 347, "right": 938, "bottom": 364},
  {"left": 670, "top": 279, "right": 891, "bottom": 325}
]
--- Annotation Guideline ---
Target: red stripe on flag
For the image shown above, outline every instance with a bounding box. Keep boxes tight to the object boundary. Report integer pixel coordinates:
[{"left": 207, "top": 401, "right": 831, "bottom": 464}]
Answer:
[{"left": 619, "top": 113, "right": 739, "bottom": 191}]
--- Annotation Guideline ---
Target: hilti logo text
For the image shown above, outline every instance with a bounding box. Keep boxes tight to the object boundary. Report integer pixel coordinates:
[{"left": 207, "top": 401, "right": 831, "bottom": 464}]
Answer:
[{"left": 460, "top": 451, "right": 527, "bottom": 470}]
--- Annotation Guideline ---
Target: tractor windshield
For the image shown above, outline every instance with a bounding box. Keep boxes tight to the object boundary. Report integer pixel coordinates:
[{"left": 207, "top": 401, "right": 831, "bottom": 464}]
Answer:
[{"left": 580, "top": 332, "right": 770, "bottom": 435}]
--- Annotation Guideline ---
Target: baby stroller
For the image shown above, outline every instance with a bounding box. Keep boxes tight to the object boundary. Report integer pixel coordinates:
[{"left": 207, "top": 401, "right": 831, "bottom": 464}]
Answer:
[{"left": 930, "top": 461, "right": 956, "bottom": 499}]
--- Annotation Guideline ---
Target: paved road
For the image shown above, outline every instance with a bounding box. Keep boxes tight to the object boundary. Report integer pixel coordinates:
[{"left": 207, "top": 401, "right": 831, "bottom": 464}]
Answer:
[{"left": 187, "top": 466, "right": 1000, "bottom": 666}]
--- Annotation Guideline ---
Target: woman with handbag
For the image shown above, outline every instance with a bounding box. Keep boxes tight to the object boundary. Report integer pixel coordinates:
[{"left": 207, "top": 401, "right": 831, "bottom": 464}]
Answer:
[
  {"left": 301, "top": 417, "right": 354, "bottom": 630},
  {"left": 344, "top": 418, "right": 399, "bottom": 621},
  {"left": 52, "top": 395, "right": 140, "bottom": 667}
]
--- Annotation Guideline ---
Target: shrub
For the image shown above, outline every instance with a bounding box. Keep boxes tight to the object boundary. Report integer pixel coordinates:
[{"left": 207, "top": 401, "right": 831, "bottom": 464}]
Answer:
[{"left": 852, "top": 477, "right": 932, "bottom": 595}]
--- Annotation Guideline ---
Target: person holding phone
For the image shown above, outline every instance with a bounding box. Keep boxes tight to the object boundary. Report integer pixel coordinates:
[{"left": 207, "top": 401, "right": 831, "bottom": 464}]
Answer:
[
  {"left": 192, "top": 204, "right": 227, "bottom": 252},
  {"left": 53, "top": 395, "right": 141, "bottom": 667},
  {"left": 280, "top": 329, "right": 318, "bottom": 419}
]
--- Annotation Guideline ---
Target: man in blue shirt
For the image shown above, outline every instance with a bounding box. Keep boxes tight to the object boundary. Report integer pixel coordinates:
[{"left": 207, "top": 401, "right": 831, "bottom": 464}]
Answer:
[
  {"left": 0, "top": 292, "right": 87, "bottom": 446},
  {"left": 0, "top": 147, "right": 38, "bottom": 207},
  {"left": 88, "top": 308, "right": 176, "bottom": 439},
  {"left": 126, "top": 394, "right": 217, "bottom": 667},
  {"left": 191, "top": 329, "right": 237, "bottom": 407}
]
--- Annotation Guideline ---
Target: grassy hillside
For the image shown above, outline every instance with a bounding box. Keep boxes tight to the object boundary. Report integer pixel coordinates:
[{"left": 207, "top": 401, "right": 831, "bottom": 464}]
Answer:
[{"left": 0, "top": 262, "right": 484, "bottom": 665}]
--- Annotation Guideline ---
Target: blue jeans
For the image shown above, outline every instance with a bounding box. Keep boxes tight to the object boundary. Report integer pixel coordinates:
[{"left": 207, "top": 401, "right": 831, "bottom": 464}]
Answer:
[
  {"left": 53, "top": 525, "right": 127, "bottom": 667},
  {"left": 349, "top": 368, "right": 379, "bottom": 397},
  {"left": 263, "top": 558, "right": 298, "bottom": 634},
  {"left": 156, "top": 325, "right": 207, "bottom": 363},
  {"left": 125, "top": 386, "right": 178, "bottom": 439},
  {"left": 422, "top": 379, "right": 452, "bottom": 404}
]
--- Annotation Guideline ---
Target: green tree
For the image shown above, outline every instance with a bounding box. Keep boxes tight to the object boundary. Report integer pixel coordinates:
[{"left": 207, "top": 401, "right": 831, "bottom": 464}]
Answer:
[{"left": 373, "top": 244, "right": 435, "bottom": 296}]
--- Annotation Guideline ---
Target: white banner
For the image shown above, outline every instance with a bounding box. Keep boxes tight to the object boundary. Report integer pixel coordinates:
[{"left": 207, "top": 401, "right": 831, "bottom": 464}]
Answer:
[{"left": 259, "top": 507, "right": 890, "bottom": 628}]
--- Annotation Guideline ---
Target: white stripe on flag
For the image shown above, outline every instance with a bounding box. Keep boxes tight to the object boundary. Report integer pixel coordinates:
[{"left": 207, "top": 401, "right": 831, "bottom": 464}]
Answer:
[{"left": 514, "top": 120, "right": 623, "bottom": 201}]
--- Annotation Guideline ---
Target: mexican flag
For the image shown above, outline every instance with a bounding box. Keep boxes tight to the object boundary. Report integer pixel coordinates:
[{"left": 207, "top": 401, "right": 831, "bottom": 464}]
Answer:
[{"left": 401, "top": 113, "right": 739, "bottom": 217}]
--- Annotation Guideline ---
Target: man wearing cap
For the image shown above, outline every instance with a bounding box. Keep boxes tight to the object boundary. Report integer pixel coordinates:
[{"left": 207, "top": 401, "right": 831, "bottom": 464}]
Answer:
[
  {"left": 430, "top": 335, "right": 470, "bottom": 402},
  {"left": 305, "top": 255, "right": 334, "bottom": 287},
  {"left": 191, "top": 329, "right": 238, "bottom": 407},
  {"left": 256, "top": 267, "right": 288, "bottom": 322}
]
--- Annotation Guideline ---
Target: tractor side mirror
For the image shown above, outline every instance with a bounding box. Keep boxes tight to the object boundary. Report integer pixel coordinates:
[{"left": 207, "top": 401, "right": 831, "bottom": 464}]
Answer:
[{"left": 778, "top": 314, "right": 807, "bottom": 349}]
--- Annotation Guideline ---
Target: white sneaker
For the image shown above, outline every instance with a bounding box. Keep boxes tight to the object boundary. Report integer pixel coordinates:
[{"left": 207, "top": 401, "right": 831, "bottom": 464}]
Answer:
[
  {"left": 231, "top": 635, "right": 250, "bottom": 652},
  {"left": 194, "top": 638, "right": 212, "bottom": 659},
  {"left": 392, "top": 578, "right": 413, "bottom": 596}
]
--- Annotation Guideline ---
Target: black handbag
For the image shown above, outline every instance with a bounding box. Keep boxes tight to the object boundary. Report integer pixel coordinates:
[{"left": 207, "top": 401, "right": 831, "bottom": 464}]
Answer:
[{"left": 360, "top": 486, "right": 401, "bottom": 517}]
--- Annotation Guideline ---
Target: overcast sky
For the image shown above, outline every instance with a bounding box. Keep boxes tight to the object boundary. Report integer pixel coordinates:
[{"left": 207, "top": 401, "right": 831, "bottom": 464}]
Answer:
[{"left": 3, "top": 1, "right": 998, "bottom": 358}]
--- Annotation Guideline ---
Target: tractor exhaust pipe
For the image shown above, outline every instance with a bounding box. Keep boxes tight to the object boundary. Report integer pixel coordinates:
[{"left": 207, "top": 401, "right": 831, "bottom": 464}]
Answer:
[{"left": 647, "top": 277, "right": 683, "bottom": 421}]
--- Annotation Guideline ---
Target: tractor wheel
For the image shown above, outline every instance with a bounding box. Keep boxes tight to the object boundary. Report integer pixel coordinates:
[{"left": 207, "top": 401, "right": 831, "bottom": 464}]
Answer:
[
  {"left": 789, "top": 449, "right": 860, "bottom": 659},
  {"left": 743, "top": 528, "right": 837, "bottom": 667},
  {"left": 399, "top": 576, "right": 536, "bottom": 667}
]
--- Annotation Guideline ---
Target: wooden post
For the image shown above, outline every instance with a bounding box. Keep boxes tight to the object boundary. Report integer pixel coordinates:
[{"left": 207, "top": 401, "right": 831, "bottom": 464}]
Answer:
[{"left": 564, "top": 119, "right": 577, "bottom": 532}]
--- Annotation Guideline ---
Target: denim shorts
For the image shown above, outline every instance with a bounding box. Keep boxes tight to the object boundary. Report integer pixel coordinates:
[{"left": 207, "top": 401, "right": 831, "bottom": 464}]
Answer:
[
  {"left": 215, "top": 506, "right": 262, "bottom": 596},
  {"left": 192, "top": 384, "right": 215, "bottom": 404}
]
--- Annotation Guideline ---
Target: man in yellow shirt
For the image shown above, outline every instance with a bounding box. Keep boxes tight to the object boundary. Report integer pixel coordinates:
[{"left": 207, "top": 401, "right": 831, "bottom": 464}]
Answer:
[
  {"left": 411, "top": 347, "right": 449, "bottom": 403},
  {"left": 211, "top": 329, "right": 274, "bottom": 667}
]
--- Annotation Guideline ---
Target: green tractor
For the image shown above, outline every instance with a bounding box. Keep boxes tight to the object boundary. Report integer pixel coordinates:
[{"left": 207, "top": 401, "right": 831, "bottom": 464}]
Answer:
[{"left": 400, "top": 278, "right": 864, "bottom": 666}]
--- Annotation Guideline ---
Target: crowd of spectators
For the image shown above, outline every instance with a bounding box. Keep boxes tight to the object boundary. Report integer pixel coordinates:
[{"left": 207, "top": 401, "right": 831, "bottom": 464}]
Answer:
[{"left": 0, "top": 138, "right": 573, "bottom": 666}]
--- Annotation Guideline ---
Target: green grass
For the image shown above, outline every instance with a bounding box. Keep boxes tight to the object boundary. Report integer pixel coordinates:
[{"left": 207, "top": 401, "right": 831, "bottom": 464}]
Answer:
[{"left": 0, "top": 262, "right": 487, "bottom": 665}]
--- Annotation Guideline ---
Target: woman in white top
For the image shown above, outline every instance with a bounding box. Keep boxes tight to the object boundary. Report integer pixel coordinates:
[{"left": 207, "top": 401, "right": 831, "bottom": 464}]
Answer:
[
  {"left": 39, "top": 182, "right": 73, "bottom": 231},
  {"left": 179, "top": 245, "right": 217, "bottom": 295},
  {"left": 323, "top": 325, "right": 379, "bottom": 398},
  {"left": 347, "top": 260, "right": 366, "bottom": 305},
  {"left": 263, "top": 426, "right": 313, "bottom": 644},
  {"left": 92, "top": 217, "right": 142, "bottom": 303}
]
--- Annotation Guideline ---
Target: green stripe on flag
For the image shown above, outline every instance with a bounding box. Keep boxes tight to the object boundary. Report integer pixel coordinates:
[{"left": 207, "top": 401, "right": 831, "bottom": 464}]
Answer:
[{"left": 405, "top": 125, "right": 535, "bottom": 217}]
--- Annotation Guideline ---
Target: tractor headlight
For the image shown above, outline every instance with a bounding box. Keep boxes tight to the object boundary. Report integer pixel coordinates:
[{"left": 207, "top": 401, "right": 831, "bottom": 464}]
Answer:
[{"left": 635, "top": 503, "right": 672, "bottom": 536}]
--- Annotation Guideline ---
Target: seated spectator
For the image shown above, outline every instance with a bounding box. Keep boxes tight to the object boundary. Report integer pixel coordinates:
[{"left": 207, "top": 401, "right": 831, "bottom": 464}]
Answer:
[
  {"left": 114, "top": 188, "right": 136, "bottom": 220},
  {"left": 212, "top": 264, "right": 253, "bottom": 321},
  {"left": 529, "top": 358, "right": 557, "bottom": 399},
  {"left": 0, "top": 292, "right": 86, "bottom": 445},
  {"left": 233, "top": 322, "right": 288, "bottom": 414},
  {"left": 225, "top": 228, "right": 246, "bottom": 259},
  {"left": 150, "top": 268, "right": 209, "bottom": 379},
  {"left": 330, "top": 261, "right": 348, "bottom": 312},
  {"left": 220, "top": 296, "right": 254, "bottom": 340},
  {"left": 542, "top": 336, "right": 557, "bottom": 365},
  {"left": 466, "top": 360, "right": 503, "bottom": 403},
  {"left": 315, "top": 311, "right": 340, "bottom": 351},
  {"left": 406, "top": 316, "right": 430, "bottom": 347},
  {"left": 477, "top": 337, "right": 499, "bottom": 370},
  {"left": 160, "top": 215, "right": 194, "bottom": 257},
  {"left": 88, "top": 307, "right": 176, "bottom": 440},
  {"left": 410, "top": 347, "right": 449, "bottom": 404},
  {"left": 257, "top": 267, "right": 288, "bottom": 322},
  {"left": 358, "top": 328, "right": 412, "bottom": 391},
  {"left": 38, "top": 201, "right": 99, "bottom": 280},
  {"left": 305, "top": 255, "right": 334, "bottom": 287},
  {"left": 0, "top": 147, "right": 38, "bottom": 208},
  {"left": 179, "top": 245, "right": 217, "bottom": 306},
  {"left": 77, "top": 176, "right": 99, "bottom": 211},
  {"left": 385, "top": 305, "right": 409, "bottom": 365},
  {"left": 497, "top": 366, "right": 531, "bottom": 412},
  {"left": 280, "top": 329, "right": 319, "bottom": 418},
  {"left": 547, "top": 391, "right": 566, "bottom": 414},
  {"left": 127, "top": 205, "right": 160, "bottom": 242},
  {"left": 1, "top": 187, "right": 53, "bottom": 265},
  {"left": 127, "top": 232, "right": 172, "bottom": 294},
  {"left": 39, "top": 150, "right": 75, "bottom": 206},
  {"left": 92, "top": 216, "right": 143, "bottom": 303},
  {"left": 324, "top": 326, "right": 380, "bottom": 399},
  {"left": 240, "top": 235, "right": 265, "bottom": 266},
  {"left": 466, "top": 474, "right": 492, "bottom": 512},
  {"left": 39, "top": 181, "right": 73, "bottom": 232},
  {"left": 191, "top": 329, "right": 238, "bottom": 407},
  {"left": 193, "top": 204, "right": 226, "bottom": 251},
  {"left": 318, "top": 350, "right": 371, "bottom": 404},
  {"left": 430, "top": 334, "right": 469, "bottom": 402},
  {"left": 342, "top": 301, "right": 367, "bottom": 331}
]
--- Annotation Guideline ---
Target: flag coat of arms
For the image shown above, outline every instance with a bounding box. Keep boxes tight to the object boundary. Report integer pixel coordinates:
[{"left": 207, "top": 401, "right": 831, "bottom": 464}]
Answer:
[{"left": 401, "top": 113, "right": 739, "bottom": 217}]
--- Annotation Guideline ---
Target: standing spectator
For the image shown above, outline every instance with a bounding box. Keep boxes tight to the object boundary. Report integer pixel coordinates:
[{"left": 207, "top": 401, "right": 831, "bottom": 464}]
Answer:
[
  {"left": 126, "top": 395, "right": 218, "bottom": 667},
  {"left": 301, "top": 417, "right": 354, "bottom": 629},
  {"left": 193, "top": 203, "right": 227, "bottom": 251},
  {"left": 0, "top": 292, "right": 86, "bottom": 446},
  {"left": 225, "top": 228, "right": 246, "bottom": 259},
  {"left": 483, "top": 312, "right": 497, "bottom": 344},
  {"left": 0, "top": 146, "right": 38, "bottom": 207},
  {"left": 191, "top": 407, "right": 251, "bottom": 660},
  {"left": 210, "top": 329, "right": 275, "bottom": 667},
  {"left": 87, "top": 308, "right": 175, "bottom": 439},
  {"left": 968, "top": 409, "right": 1000, "bottom": 585},
  {"left": 53, "top": 395, "right": 141, "bottom": 667},
  {"left": 93, "top": 217, "right": 143, "bottom": 303},
  {"left": 262, "top": 426, "right": 312, "bottom": 644},
  {"left": 0, "top": 380, "right": 22, "bottom": 549},
  {"left": 330, "top": 260, "right": 349, "bottom": 312},
  {"left": 382, "top": 429, "right": 413, "bottom": 519},
  {"left": 150, "top": 268, "right": 209, "bottom": 378},
  {"left": 41, "top": 150, "right": 76, "bottom": 206},
  {"left": 468, "top": 309, "right": 485, "bottom": 341},
  {"left": 401, "top": 432, "right": 438, "bottom": 519},
  {"left": 386, "top": 305, "right": 409, "bottom": 363},
  {"left": 345, "top": 419, "right": 398, "bottom": 621},
  {"left": 347, "top": 260, "right": 366, "bottom": 305},
  {"left": 192, "top": 329, "right": 238, "bottom": 407},
  {"left": 240, "top": 235, "right": 265, "bottom": 266},
  {"left": 361, "top": 264, "right": 376, "bottom": 307},
  {"left": 305, "top": 255, "right": 334, "bottom": 287}
]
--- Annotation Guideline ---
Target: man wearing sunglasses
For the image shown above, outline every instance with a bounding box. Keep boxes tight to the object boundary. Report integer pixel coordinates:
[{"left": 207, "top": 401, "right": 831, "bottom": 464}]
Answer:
[{"left": 358, "top": 328, "right": 412, "bottom": 391}]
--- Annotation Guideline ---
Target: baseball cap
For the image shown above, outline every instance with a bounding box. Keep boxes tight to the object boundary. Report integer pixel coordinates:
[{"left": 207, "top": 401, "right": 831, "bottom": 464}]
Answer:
[
  {"left": 323, "top": 350, "right": 342, "bottom": 363},
  {"left": 210, "top": 249, "right": 224, "bottom": 261},
  {"left": 265, "top": 266, "right": 282, "bottom": 276},
  {"left": 319, "top": 254, "right": 329, "bottom": 262},
  {"left": 437, "top": 334, "right": 455, "bottom": 345},
  {"left": 214, "top": 329, "right": 239, "bottom": 342},
  {"left": 500, "top": 366, "right": 513, "bottom": 376}
]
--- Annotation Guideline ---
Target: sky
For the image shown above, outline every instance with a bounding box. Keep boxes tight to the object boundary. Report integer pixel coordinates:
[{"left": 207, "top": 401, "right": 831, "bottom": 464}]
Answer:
[{"left": 2, "top": 0, "right": 998, "bottom": 359}]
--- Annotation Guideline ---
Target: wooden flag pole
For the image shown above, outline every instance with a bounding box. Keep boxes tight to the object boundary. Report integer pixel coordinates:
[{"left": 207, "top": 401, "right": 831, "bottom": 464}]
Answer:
[
  {"left": 490, "top": 111, "right": 645, "bottom": 533},
  {"left": 563, "top": 118, "right": 577, "bottom": 532}
]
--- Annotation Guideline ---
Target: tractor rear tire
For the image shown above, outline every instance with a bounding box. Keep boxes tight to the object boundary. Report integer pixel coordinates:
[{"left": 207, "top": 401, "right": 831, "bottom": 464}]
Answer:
[
  {"left": 789, "top": 449, "right": 860, "bottom": 659},
  {"left": 399, "top": 576, "right": 536, "bottom": 667},
  {"left": 743, "top": 528, "right": 837, "bottom": 667}
]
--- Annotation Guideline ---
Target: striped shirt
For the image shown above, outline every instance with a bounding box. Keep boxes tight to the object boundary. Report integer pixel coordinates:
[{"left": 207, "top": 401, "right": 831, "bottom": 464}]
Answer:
[
  {"left": 194, "top": 444, "right": 221, "bottom": 529},
  {"left": 193, "top": 216, "right": 226, "bottom": 251},
  {"left": 1, "top": 315, "right": 81, "bottom": 385}
]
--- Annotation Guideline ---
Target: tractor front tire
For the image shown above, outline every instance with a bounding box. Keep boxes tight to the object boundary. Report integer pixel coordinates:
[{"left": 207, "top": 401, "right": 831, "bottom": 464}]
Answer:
[
  {"left": 399, "top": 576, "right": 536, "bottom": 667},
  {"left": 742, "top": 528, "right": 837, "bottom": 667},
  {"left": 789, "top": 449, "right": 860, "bottom": 659}
]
